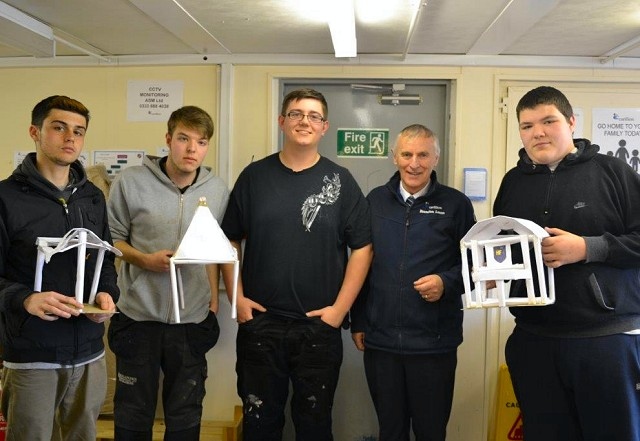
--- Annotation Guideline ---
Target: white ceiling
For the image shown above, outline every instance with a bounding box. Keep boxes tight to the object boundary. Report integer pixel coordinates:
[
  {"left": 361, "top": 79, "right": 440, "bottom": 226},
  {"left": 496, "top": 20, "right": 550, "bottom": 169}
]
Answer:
[{"left": 2, "top": 0, "right": 640, "bottom": 68}]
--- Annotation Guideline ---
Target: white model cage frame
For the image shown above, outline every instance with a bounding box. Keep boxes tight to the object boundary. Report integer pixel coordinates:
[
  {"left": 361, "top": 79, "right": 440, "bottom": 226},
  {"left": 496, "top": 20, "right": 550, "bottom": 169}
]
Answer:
[
  {"left": 34, "top": 227, "right": 122, "bottom": 307},
  {"left": 460, "top": 216, "right": 555, "bottom": 309}
]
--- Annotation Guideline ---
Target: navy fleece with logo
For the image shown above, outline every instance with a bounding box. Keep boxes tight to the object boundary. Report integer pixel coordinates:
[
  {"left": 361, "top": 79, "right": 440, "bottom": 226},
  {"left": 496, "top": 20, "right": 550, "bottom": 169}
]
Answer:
[{"left": 351, "top": 170, "right": 475, "bottom": 354}]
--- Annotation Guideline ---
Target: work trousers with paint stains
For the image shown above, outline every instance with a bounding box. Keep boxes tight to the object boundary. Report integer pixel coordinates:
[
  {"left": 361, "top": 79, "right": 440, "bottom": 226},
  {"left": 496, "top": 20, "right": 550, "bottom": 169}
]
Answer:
[
  {"left": 108, "top": 311, "right": 219, "bottom": 440},
  {"left": 236, "top": 312, "right": 343, "bottom": 441}
]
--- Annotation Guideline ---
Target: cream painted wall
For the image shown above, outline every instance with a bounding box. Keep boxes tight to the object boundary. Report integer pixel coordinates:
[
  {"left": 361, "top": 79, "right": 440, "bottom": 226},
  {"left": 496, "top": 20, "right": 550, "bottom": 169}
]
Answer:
[
  {"left": 0, "top": 65, "right": 219, "bottom": 179},
  {"left": 2, "top": 63, "right": 640, "bottom": 439}
]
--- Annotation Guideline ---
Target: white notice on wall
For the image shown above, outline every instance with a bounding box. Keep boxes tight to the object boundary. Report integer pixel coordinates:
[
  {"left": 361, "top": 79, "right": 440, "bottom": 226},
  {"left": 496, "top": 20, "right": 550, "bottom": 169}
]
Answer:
[
  {"left": 13, "top": 151, "right": 30, "bottom": 168},
  {"left": 93, "top": 150, "right": 145, "bottom": 178},
  {"left": 127, "top": 80, "right": 184, "bottom": 122},
  {"left": 463, "top": 168, "right": 487, "bottom": 201}
]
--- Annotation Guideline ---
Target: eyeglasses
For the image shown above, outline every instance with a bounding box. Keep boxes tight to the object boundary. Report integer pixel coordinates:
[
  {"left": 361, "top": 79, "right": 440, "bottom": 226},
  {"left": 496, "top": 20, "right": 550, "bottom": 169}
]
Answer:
[{"left": 284, "top": 111, "right": 326, "bottom": 125}]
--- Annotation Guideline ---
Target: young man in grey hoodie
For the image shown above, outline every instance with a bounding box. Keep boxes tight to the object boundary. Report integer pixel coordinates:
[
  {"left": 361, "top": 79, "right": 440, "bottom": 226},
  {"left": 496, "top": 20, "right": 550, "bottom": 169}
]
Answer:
[{"left": 107, "top": 106, "right": 229, "bottom": 441}]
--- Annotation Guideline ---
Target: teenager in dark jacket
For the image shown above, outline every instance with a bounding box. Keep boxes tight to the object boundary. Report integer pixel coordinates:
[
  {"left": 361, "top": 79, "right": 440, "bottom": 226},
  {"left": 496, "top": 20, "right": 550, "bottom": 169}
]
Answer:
[
  {"left": 0, "top": 95, "right": 119, "bottom": 440},
  {"left": 493, "top": 86, "right": 640, "bottom": 441},
  {"left": 351, "top": 124, "right": 475, "bottom": 441}
]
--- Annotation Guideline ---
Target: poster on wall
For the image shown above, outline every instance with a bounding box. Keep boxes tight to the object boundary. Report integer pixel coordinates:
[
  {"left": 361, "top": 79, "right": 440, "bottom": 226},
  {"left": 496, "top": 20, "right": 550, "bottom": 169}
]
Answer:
[
  {"left": 592, "top": 108, "right": 640, "bottom": 174},
  {"left": 93, "top": 150, "right": 145, "bottom": 178},
  {"left": 127, "top": 80, "right": 184, "bottom": 122}
]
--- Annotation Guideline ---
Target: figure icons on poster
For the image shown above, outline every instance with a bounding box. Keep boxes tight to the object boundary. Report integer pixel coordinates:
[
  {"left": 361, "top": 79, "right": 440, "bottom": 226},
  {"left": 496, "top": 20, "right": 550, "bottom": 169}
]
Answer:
[{"left": 606, "top": 139, "right": 640, "bottom": 173}]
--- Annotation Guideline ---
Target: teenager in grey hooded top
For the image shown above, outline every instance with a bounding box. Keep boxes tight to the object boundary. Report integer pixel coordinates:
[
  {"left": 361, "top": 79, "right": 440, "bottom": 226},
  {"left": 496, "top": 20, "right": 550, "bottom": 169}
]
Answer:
[{"left": 108, "top": 155, "right": 229, "bottom": 324}]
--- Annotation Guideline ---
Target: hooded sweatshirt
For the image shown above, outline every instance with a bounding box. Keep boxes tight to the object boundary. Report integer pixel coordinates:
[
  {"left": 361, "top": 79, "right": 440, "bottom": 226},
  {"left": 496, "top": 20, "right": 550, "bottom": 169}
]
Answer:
[
  {"left": 0, "top": 153, "right": 119, "bottom": 364},
  {"left": 493, "top": 139, "right": 640, "bottom": 337},
  {"left": 108, "top": 155, "right": 229, "bottom": 324}
]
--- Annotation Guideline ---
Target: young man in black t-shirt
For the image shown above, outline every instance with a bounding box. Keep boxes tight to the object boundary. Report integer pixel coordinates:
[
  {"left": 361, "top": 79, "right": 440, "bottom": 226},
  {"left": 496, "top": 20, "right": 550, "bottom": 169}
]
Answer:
[{"left": 222, "top": 88, "right": 372, "bottom": 441}]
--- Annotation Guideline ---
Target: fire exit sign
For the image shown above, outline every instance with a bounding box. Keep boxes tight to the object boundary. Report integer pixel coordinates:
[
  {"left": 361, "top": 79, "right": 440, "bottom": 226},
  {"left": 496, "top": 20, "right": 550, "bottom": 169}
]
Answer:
[{"left": 337, "top": 128, "right": 389, "bottom": 158}]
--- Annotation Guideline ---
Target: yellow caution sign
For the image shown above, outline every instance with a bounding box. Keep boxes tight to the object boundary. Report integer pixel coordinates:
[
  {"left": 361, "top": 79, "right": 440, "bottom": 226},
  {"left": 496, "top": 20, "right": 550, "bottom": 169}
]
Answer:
[{"left": 494, "top": 364, "right": 523, "bottom": 441}]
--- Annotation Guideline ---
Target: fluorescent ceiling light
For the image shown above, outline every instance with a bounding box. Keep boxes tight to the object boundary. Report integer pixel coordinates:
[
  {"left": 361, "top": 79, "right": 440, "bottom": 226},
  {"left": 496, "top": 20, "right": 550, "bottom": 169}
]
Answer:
[
  {"left": 327, "top": 0, "right": 357, "bottom": 57},
  {"left": 355, "top": 0, "right": 400, "bottom": 24},
  {"left": 0, "top": 1, "right": 54, "bottom": 57}
]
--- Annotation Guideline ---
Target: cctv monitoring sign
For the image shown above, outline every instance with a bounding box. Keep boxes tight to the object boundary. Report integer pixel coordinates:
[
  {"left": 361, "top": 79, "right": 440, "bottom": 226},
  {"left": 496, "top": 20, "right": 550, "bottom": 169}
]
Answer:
[{"left": 337, "top": 128, "right": 389, "bottom": 158}]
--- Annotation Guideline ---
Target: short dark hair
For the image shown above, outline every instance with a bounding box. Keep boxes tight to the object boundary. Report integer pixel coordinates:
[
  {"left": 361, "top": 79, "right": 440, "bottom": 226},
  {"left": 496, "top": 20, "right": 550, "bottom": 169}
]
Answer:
[
  {"left": 167, "top": 106, "right": 214, "bottom": 140},
  {"left": 281, "top": 88, "right": 328, "bottom": 120},
  {"left": 395, "top": 124, "right": 440, "bottom": 156},
  {"left": 31, "top": 95, "right": 90, "bottom": 128},
  {"left": 516, "top": 86, "right": 573, "bottom": 123}
]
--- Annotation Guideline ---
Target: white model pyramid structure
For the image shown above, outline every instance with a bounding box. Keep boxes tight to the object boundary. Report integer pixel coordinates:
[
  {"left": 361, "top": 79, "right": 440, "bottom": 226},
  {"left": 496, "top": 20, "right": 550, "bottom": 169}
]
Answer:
[
  {"left": 460, "top": 215, "right": 555, "bottom": 309},
  {"left": 170, "top": 197, "right": 239, "bottom": 323}
]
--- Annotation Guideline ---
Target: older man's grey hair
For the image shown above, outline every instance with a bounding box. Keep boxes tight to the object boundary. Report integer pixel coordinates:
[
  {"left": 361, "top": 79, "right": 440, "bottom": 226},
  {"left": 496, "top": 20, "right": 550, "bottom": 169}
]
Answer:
[{"left": 394, "top": 124, "right": 440, "bottom": 156}]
